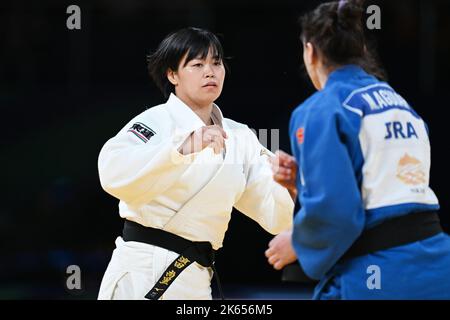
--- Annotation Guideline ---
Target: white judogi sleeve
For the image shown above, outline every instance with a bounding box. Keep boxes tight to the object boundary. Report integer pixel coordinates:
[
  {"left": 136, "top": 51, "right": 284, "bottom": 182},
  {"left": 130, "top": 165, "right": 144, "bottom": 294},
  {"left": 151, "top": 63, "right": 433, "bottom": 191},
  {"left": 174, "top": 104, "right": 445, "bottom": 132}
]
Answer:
[
  {"left": 98, "top": 111, "right": 197, "bottom": 206},
  {"left": 234, "top": 128, "right": 294, "bottom": 234}
]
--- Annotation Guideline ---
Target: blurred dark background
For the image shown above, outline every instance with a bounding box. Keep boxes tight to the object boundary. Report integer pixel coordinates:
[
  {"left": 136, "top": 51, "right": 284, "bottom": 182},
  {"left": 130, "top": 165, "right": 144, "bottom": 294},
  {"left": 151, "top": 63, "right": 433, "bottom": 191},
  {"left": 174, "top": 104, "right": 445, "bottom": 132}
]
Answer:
[{"left": 0, "top": 0, "right": 449, "bottom": 299}]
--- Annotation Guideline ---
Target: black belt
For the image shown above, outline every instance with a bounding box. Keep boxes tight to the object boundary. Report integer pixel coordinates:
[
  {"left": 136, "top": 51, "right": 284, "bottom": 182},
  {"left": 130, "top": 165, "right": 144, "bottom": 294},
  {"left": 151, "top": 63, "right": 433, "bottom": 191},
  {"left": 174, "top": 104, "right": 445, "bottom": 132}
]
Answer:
[
  {"left": 341, "top": 210, "right": 442, "bottom": 261},
  {"left": 282, "top": 211, "right": 442, "bottom": 283},
  {"left": 122, "top": 220, "right": 223, "bottom": 300}
]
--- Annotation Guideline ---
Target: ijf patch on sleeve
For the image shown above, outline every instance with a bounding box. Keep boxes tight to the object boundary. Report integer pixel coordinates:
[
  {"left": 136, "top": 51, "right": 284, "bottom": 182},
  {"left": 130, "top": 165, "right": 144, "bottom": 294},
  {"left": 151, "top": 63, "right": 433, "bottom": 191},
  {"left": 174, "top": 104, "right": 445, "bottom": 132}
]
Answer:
[
  {"left": 127, "top": 122, "right": 156, "bottom": 143},
  {"left": 260, "top": 148, "right": 275, "bottom": 158}
]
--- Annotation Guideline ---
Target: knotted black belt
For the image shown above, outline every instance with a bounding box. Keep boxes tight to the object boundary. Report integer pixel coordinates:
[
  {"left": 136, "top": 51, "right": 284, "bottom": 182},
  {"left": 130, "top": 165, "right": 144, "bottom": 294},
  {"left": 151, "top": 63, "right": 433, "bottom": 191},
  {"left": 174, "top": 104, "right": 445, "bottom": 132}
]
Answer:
[{"left": 122, "top": 219, "right": 223, "bottom": 300}]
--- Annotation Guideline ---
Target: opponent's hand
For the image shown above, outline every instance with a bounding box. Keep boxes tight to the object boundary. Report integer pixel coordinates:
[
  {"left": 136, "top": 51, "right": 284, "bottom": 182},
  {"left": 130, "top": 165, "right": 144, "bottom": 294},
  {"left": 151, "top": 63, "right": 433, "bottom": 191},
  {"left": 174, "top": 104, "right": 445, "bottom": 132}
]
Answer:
[
  {"left": 269, "top": 150, "right": 298, "bottom": 196},
  {"left": 265, "top": 228, "right": 297, "bottom": 270},
  {"left": 179, "top": 125, "right": 228, "bottom": 155}
]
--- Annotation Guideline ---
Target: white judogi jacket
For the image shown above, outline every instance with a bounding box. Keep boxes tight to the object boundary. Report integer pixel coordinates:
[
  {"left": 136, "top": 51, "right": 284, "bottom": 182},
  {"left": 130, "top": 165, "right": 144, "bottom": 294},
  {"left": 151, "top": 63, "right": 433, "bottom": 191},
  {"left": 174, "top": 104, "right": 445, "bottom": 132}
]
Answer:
[{"left": 98, "top": 93, "right": 294, "bottom": 250}]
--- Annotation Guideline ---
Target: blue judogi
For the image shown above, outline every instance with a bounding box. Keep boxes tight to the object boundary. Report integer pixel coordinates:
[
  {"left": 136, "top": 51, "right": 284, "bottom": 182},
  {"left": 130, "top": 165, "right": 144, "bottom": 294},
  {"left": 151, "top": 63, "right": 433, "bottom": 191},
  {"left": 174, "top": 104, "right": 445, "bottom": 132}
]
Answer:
[{"left": 290, "top": 65, "right": 450, "bottom": 299}]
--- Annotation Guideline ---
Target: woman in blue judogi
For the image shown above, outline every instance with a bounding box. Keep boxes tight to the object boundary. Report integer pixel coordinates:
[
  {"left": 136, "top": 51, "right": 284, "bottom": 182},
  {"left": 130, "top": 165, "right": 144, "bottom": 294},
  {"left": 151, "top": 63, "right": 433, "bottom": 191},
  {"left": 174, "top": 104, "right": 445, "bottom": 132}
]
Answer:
[{"left": 265, "top": 0, "right": 450, "bottom": 299}]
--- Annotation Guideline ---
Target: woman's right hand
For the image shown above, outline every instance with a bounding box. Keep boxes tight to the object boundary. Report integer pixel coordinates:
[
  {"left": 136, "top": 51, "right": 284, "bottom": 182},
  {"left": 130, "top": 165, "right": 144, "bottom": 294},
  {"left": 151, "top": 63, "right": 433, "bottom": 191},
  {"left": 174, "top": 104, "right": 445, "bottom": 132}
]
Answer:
[
  {"left": 178, "top": 125, "right": 228, "bottom": 155},
  {"left": 265, "top": 228, "right": 297, "bottom": 270}
]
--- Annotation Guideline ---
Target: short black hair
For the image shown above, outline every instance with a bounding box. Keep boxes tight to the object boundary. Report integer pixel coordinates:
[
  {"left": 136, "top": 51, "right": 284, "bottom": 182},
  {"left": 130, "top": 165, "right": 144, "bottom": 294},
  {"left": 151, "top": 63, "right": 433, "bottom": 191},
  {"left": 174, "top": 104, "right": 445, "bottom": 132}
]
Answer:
[
  {"left": 300, "top": 0, "right": 387, "bottom": 81},
  {"left": 147, "top": 27, "right": 225, "bottom": 98}
]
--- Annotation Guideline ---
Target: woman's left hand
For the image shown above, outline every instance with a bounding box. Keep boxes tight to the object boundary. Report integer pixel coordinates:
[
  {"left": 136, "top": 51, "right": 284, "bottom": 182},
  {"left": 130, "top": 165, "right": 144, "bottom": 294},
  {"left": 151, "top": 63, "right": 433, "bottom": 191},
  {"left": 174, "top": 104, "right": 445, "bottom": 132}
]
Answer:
[{"left": 269, "top": 150, "right": 298, "bottom": 198}]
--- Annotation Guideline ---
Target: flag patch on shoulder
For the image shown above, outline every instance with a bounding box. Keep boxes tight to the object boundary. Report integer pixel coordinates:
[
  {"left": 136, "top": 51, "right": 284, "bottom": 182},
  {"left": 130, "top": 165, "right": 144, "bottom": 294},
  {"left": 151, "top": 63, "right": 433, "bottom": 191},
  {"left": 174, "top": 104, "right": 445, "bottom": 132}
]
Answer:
[
  {"left": 296, "top": 127, "right": 304, "bottom": 144},
  {"left": 128, "top": 122, "right": 156, "bottom": 143}
]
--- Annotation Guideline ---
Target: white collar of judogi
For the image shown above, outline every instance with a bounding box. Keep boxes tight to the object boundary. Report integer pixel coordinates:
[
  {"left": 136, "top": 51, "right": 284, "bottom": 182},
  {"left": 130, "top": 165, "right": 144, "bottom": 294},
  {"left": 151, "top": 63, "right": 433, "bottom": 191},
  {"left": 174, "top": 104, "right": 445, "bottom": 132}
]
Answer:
[{"left": 166, "top": 93, "right": 225, "bottom": 132}]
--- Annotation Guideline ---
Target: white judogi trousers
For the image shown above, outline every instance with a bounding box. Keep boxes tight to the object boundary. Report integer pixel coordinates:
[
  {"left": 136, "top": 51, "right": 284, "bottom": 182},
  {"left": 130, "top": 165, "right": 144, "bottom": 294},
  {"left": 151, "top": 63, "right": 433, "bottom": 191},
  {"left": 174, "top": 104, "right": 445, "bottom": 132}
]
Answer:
[{"left": 98, "top": 237, "right": 213, "bottom": 300}]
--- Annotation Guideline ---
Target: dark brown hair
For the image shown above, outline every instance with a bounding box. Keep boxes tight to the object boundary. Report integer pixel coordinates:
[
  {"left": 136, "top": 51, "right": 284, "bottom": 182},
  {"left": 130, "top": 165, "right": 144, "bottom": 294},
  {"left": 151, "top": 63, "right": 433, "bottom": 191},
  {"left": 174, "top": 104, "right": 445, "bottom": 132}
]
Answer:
[
  {"left": 299, "top": 0, "right": 387, "bottom": 80},
  {"left": 147, "top": 27, "right": 225, "bottom": 98}
]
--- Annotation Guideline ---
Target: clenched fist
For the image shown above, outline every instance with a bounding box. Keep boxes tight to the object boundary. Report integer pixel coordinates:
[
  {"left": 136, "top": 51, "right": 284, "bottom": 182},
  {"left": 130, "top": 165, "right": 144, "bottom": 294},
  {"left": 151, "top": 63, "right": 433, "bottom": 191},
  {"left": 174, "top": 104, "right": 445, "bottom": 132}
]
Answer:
[
  {"left": 178, "top": 125, "right": 228, "bottom": 155},
  {"left": 269, "top": 150, "right": 298, "bottom": 199}
]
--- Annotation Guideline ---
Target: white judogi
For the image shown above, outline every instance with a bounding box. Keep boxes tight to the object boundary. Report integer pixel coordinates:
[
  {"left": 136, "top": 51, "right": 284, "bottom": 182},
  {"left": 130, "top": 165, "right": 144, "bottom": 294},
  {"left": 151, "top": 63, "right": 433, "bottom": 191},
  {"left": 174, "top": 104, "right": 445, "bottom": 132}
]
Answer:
[{"left": 97, "top": 93, "right": 294, "bottom": 300}]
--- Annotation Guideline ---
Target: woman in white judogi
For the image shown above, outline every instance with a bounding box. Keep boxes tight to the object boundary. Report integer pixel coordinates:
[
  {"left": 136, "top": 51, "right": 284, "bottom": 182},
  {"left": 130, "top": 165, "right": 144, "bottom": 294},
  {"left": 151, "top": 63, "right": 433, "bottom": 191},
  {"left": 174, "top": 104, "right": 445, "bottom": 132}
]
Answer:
[{"left": 97, "top": 27, "right": 294, "bottom": 300}]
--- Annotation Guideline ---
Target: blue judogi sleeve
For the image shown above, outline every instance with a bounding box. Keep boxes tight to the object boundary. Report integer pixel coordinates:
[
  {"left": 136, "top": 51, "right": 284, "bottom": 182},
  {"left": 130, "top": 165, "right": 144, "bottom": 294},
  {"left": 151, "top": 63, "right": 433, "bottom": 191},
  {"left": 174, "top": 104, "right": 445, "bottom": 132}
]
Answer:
[{"left": 289, "top": 101, "right": 366, "bottom": 280}]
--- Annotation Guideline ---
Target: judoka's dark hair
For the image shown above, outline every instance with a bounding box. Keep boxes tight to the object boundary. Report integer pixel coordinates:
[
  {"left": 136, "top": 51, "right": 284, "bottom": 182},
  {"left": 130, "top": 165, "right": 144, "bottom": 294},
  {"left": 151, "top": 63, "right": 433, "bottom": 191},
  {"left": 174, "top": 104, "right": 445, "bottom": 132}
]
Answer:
[
  {"left": 147, "top": 27, "right": 226, "bottom": 98},
  {"left": 299, "top": 0, "right": 387, "bottom": 80}
]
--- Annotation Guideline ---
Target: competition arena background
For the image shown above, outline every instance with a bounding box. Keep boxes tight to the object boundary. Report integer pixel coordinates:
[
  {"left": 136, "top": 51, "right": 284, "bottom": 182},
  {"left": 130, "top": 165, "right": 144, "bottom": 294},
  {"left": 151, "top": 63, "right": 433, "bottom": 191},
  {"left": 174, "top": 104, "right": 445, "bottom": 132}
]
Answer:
[{"left": 1, "top": 0, "right": 449, "bottom": 299}]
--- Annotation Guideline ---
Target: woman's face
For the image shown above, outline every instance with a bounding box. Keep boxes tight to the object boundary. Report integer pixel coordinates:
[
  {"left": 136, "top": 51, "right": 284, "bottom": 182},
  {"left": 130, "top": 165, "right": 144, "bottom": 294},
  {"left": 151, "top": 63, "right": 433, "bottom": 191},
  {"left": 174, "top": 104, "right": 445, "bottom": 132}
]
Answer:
[{"left": 168, "top": 48, "right": 225, "bottom": 108}]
